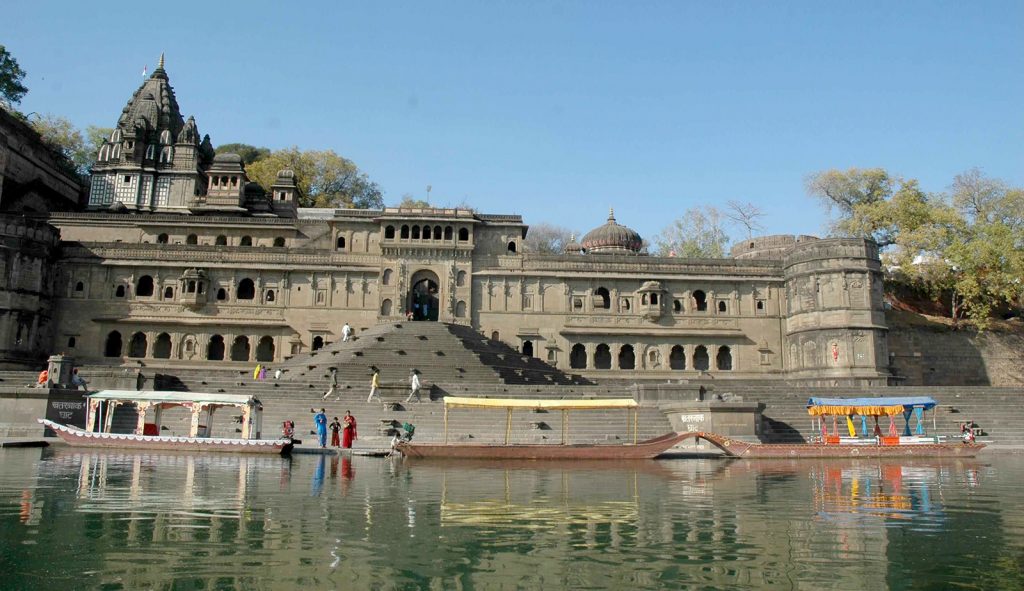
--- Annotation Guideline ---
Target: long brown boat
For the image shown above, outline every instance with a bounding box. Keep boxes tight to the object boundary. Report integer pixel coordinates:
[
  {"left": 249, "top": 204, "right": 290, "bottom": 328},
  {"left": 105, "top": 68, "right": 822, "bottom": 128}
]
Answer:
[
  {"left": 395, "top": 396, "right": 691, "bottom": 460},
  {"left": 39, "top": 390, "right": 293, "bottom": 456}
]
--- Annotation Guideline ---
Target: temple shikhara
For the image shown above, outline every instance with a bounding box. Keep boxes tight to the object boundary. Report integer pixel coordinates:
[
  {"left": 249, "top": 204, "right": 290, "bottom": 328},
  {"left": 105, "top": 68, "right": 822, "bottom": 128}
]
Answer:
[{"left": 0, "top": 57, "right": 892, "bottom": 386}]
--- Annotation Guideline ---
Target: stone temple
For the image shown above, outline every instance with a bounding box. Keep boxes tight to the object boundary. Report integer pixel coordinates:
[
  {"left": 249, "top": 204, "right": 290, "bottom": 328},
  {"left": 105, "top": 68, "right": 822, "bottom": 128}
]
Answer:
[{"left": 1, "top": 58, "right": 892, "bottom": 387}]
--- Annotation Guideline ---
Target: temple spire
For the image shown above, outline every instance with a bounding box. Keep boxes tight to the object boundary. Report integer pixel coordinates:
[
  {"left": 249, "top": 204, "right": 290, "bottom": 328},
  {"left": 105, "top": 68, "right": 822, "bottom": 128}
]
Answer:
[
  {"left": 158, "top": 52, "right": 165, "bottom": 69},
  {"left": 608, "top": 207, "right": 616, "bottom": 222}
]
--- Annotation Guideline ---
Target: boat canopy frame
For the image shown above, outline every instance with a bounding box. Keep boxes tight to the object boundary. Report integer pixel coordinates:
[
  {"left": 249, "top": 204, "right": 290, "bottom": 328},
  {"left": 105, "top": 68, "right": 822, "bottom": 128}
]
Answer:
[
  {"left": 441, "top": 397, "right": 640, "bottom": 445},
  {"left": 806, "top": 396, "right": 939, "bottom": 441},
  {"left": 85, "top": 390, "right": 265, "bottom": 440}
]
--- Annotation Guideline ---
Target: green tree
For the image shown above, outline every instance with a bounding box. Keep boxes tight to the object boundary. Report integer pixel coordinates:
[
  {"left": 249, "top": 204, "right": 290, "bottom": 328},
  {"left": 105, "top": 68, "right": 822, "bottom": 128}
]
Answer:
[
  {"left": 245, "top": 147, "right": 384, "bottom": 209},
  {"left": 523, "top": 223, "right": 578, "bottom": 254},
  {"left": 395, "top": 193, "right": 431, "bottom": 208},
  {"left": 0, "top": 45, "right": 28, "bottom": 107},
  {"left": 653, "top": 206, "right": 730, "bottom": 258},
  {"left": 216, "top": 143, "right": 271, "bottom": 165},
  {"left": 85, "top": 125, "right": 114, "bottom": 160},
  {"left": 28, "top": 114, "right": 94, "bottom": 176},
  {"left": 809, "top": 167, "right": 1024, "bottom": 328}
]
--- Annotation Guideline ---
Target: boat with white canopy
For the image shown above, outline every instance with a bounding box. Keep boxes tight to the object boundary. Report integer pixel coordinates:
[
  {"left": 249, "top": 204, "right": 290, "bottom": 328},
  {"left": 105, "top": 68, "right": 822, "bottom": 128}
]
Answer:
[{"left": 39, "top": 390, "right": 293, "bottom": 455}]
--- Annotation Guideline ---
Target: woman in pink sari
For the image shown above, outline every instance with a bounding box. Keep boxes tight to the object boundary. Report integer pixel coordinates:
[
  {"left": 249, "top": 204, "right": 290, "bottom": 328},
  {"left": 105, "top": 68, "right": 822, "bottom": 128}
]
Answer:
[{"left": 342, "top": 411, "right": 357, "bottom": 448}]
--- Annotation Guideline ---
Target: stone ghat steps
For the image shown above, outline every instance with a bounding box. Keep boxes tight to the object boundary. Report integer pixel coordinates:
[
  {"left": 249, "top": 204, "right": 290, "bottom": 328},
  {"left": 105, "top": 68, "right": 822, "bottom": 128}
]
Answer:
[
  {"left": 276, "top": 322, "right": 587, "bottom": 387},
  {"left": 0, "top": 370, "right": 46, "bottom": 386}
]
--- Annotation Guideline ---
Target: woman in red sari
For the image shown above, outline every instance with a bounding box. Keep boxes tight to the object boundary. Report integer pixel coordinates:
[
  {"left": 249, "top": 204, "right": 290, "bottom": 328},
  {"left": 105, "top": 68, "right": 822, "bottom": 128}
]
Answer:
[{"left": 342, "top": 411, "right": 357, "bottom": 448}]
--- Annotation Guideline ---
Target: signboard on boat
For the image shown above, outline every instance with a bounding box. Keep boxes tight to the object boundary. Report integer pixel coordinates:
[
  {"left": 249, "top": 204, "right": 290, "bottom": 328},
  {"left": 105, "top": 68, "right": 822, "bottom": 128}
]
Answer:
[{"left": 42, "top": 391, "right": 88, "bottom": 437}]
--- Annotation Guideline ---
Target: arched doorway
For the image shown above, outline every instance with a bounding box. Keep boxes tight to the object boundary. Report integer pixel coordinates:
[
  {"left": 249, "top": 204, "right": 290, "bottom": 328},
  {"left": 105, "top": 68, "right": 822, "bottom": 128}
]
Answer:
[
  {"left": 522, "top": 341, "right": 534, "bottom": 357},
  {"left": 231, "top": 336, "right": 250, "bottom": 361},
  {"left": 408, "top": 270, "right": 440, "bottom": 321}
]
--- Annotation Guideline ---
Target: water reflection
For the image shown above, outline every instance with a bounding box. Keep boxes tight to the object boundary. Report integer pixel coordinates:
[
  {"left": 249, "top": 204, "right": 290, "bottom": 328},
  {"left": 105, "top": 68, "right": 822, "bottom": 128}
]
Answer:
[{"left": 0, "top": 449, "right": 1021, "bottom": 590}]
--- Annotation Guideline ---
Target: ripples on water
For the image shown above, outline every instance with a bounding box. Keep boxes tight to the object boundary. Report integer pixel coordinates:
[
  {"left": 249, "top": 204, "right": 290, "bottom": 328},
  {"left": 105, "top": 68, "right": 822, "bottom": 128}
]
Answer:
[{"left": 0, "top": 449, "right": 1022, "bottom": 590}]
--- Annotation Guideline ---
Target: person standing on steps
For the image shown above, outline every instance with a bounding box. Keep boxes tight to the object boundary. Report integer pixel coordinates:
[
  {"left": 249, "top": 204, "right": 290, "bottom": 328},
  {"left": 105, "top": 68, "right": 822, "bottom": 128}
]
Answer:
[
  {"left": 342, "top": 322, "right": 353, "bottom": 342},
  {"left": 311, "top": 407, "right": 328, "bottom": 448},
  {"left": 367, "top": 367, "right": 381, "bottom": 403},
  {"left": 342, "top": 411, "right": 357, "bottom": 448},
  {"left": 405, "top": 369, "right": 422, "bottom": 403},
  {"left": 329, "top": 416, "right": 342, "bottom": 447}
]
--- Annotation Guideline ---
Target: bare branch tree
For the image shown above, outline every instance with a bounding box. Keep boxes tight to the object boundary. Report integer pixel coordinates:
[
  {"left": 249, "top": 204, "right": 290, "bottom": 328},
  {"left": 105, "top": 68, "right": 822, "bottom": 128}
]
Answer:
[{"left": 723, "top": 200, "right": 765, "bottom": 239}]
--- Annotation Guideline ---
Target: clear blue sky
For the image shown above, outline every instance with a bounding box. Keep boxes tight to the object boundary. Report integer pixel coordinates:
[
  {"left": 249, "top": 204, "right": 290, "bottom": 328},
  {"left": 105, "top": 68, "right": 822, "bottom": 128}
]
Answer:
[{"left": 5, "top": 1, "right": 1022, "bottom": 244}]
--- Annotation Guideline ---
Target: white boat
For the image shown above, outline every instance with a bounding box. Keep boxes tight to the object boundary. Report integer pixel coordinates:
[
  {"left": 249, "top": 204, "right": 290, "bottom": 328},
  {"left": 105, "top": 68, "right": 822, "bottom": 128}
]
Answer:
[{"left": 39, "top": 390, "right": 292, "bottom": 456}]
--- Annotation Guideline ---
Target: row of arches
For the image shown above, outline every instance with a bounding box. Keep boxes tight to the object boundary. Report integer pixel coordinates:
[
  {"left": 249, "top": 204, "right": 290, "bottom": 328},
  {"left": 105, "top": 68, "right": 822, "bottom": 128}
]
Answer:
[
  {"left": 119, "top": 276, "right": 275, "bottom": 303},
  {"left": 589, "top": 289, "right": 753, "bottom": 314},
  {"left": 155, "top": 234, "right": 286, "bottom": 247},
  {"left": 384, "top": 225, "right": 470, "bottom": 242},
  {"left": 567, "top": 344, "right": 733, "bottom": 371},
  {"left": 104, "top": 331, "right": 276, "bottom": 362}
]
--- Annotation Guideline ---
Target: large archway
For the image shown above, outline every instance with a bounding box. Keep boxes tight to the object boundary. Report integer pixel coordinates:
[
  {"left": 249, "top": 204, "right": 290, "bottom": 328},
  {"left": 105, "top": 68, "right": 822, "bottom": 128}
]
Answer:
[{"left": 408, "top": 270, "right": 440, "bottom": 321}]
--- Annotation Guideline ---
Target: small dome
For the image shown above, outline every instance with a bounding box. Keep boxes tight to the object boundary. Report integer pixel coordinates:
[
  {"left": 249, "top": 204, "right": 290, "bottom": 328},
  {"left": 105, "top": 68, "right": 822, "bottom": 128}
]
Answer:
[
  {"left": 580, "top": 208, "right": 643, "bottom": 253},
  {"left": 276, "top": 169, "right": 296, "bottom": 179},
  {"left": 563, "top": 234, "right": 584, "bottom": 254},
  {"left": 213, "top": 152, "right": 243, "bottom": 164}
]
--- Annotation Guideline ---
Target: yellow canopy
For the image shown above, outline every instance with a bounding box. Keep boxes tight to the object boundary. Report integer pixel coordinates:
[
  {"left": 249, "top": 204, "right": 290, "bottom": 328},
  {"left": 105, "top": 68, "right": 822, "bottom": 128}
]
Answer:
[
  {"left": 807, "top": 404, "right": 905, "bottom": 417},
  {"left": 443, "top": 397, "right": 638, "bottom": 410}
]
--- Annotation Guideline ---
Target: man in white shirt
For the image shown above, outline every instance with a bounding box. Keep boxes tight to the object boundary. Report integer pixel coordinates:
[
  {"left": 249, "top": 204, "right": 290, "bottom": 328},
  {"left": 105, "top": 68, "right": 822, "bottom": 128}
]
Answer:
[
  {"left": 405, "top": 369, "right": 422, "bottom": 403},
  {"left": 342, "top": 323, "right": 353, "bottom": 342}
]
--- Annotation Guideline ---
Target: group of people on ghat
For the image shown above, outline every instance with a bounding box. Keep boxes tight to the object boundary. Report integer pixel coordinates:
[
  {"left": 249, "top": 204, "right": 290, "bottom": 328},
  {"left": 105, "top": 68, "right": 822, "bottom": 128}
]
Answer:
[{"left": 308, "top": 408, "right": 358, "bottom": 449}]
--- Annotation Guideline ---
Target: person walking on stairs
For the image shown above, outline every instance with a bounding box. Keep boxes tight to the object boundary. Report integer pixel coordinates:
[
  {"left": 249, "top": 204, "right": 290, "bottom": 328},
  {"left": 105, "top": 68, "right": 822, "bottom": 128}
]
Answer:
[
  {"left": 367, "top": 367, "right": 381, "bottom": 403},
  {"left": 405, "top": 369, "right": 422, "bottom": 403},
  {"left": 342, "top": 322, "right": 353, "bottom": 342}
]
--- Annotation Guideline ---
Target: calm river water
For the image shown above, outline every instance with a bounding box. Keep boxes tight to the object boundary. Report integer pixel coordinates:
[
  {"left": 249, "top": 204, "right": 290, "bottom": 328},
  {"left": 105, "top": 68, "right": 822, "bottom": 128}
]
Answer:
[{"left": 1, "top": 448, "right": 1022, "bottom": 590}]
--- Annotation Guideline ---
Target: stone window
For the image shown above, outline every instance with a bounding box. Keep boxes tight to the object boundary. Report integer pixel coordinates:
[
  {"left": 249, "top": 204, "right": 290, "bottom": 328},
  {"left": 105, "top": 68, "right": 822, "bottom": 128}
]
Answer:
[
  {"left": 755, "top": 300, "right": 766, "bottom": 315},
  {"left": 507, "top": 241, "right": 517, "bottom": 253},
  {"left": 458, "top": 228, "right": 469, "bottom": 242},
  {"left": 401, "top": 225, "right": 410, "bottom": 239},
  {"left": 595, "top": 287, "right": 610, "bottom": 310},
  {"left": 256, "top": 336, "right": 275, "bottom": 362},
  {"left": 380, "top": 298, "right": 392, "bottom": 316},
  {"left": 273, "top": 237, "right": 286, "bottom": 248},
  {"left": 215, "top": 235, "right": 227, "bottom": 246},
  {"left": 573, "top": 297, "right": 583, "bottom": 311},
  {"left": 186, "top": 234, "right": 198, "bottom": 245},
  {"left": 673, "top": 299, "right": 682, "bottom": 312},
  {"left": 115, "top": 285, "right": 126, "bottom": 298},
  {"left": 619, "top": 345, "right": 635, "bottom": 370},
  {"left": 312, "top": 336, "right": 324, "bottom": 351},
  {"left": 412, "top": 226, "right": 421, "bottom": 240},
  {"left": 186, "top": 280, "right": 197, "bottom": 294},
  {"left": 237, "top": 279, "right": 256, "bottom": 300},
  {"left": 67, "top": 337, "right": 76, "bottom": 348},
  {"left": 163, "top": 286, "right": 174, "bottom": 299},
  {"left": 128, "top": 332, "right": 148, "bottom": 358},
  {"left": 74, "top": 281, "right": 84, "bottom": 292},
  {"left": 385, "top": 226, "right": 395, "bottom": 239},
  {"left": 670, "top": 345, "right": 686, "bottom": 370},
  {"left": 265, "top": 290, "right": 276, "bottom": 303},
  {"left": 620, "top": 297, "right": 631, "bottom": 311},
  {"left": 230, "top": 336, "right": 250, "bottom": 361},
  {"left": 153, "top": 333, "right": 172, "bottom": 359},
  {"left": 230, "top": 176, "right": 238, "bottom": 187},
  {"left": 759, "top": 351, "right": 771, "bottom": 365},
  {"left": 716, "top": 346, "right": 733, "bottom": 371},
  {"left": 594, "top": 344, "right": 612, "bottom": 369},
  {"left": 522, "top": 341, "right": 534, "bottom": 357},
  {"left": 207, "top": 335, "right": 225, "bottom": 360},
  {"left": 240, "top": 236, "right": 253, "bottom": 247},
  {"left": 693, "top": 345, "right": 710, "bottom": 371},
  {"left": 718, "top": 301, "right": 727, "bottom": 313},
  {"left": 434, "top": 226, "right": 442, "bottom": 240},
  {"left": 157, "top": 233, "right": 169, "bottom": 244},
  {"left": 336, "top": 236, "right": 346, "bottom": 249},
  {"left": 444, "top": 226, "right": 453, "bottom": 241},
  {"left": 216, "top": 288, "right": 227, "bottom": 301},
  {"left": 570, "top": 344, "right": 587, "bottom": 369},
  {"left": 423, "top": 226, "right": 432, "bottom": 240},
  {"left": 455, "top": 300, "right": 467, "bottom": 318},
  {"left": 456, "top": 270, "right": 466, "bottom": 287},
  {"left": 382, "top": 269, "right": 393, "bottom": 285},
  {"left": 104, "top": 331, "right": 122, "bottom": 357},
  {"left": 693, "top": 290, "right": 708, "bottom": 312}
]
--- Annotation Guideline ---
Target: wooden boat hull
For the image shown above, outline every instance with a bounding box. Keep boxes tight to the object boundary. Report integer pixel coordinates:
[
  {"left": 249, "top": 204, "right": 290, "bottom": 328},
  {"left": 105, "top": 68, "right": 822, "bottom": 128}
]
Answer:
[
  {"left": 39, "top": 419, "right": 293, "bottom": 456},
  {"left": 695, "top": 432, "right": 986, "bottom": 459},
  {"left": 396, "top": 431, "right": 692, "bottom": 460}
]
